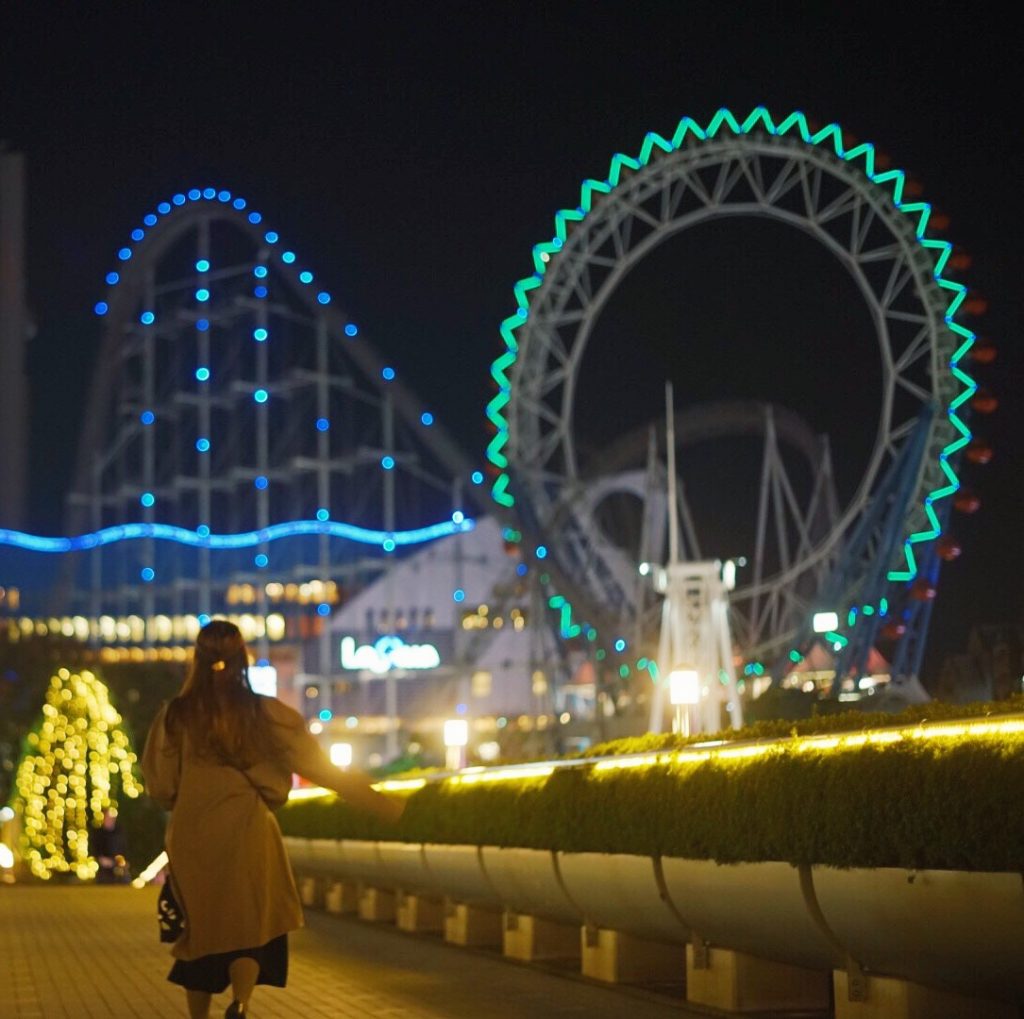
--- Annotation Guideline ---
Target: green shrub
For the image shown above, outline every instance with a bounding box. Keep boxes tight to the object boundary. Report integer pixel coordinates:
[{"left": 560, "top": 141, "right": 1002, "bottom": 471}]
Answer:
[{"left": 280, "top": 722, "right": 1024, "bottom": 872}]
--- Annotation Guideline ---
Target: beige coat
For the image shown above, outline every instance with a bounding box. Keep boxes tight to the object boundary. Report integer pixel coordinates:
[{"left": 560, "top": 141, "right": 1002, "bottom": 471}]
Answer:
[{"left": 141, "top": 695, "right": 322, "bottom": 960}]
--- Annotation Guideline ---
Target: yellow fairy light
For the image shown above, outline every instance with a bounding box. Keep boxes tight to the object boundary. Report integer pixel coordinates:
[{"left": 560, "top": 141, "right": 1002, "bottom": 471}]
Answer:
[{"left": 12, "top": 667, "right": 144, "bottom": 880}]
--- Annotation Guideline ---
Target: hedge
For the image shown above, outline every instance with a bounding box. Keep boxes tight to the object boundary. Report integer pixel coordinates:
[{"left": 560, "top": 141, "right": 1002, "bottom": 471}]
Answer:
[{"left": 279, "top": 709, "right": 1024, "bottom": 873}]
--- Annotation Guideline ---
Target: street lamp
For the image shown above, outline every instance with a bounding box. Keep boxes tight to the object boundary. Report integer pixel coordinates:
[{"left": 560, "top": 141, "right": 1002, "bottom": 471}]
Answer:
[
  {"left": 813, "top": 611, "right": 839, "bottom": 633},
  {"left": 329, "top": 742, "right": 353, "bottom": 768},
  {"left": 668, "top": 668, "right": 701, "bottom": 737},
  {"left": 443, "top": 718, "right": 469, "bottom": 770}
]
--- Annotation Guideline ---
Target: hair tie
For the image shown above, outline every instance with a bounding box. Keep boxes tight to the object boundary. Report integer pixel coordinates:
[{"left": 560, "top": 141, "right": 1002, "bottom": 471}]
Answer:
[{"left": 210, "top": 660, "right": 227, "bottom": 672}]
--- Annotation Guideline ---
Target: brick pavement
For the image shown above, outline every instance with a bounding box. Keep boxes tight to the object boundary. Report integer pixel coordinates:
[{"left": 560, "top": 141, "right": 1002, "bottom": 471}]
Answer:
[{"left": 0, "top": 885, "right": 709, "bottom": 1019}]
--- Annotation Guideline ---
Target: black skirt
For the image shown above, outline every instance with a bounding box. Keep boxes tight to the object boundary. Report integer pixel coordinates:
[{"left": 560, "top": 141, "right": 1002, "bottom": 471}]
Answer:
[{"left": 168, "top": 934, "right": 288, "bottom": 993}]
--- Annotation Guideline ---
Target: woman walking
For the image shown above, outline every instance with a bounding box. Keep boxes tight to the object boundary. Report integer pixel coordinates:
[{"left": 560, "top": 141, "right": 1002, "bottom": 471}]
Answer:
[{"left": 142, "top": 620, "right": 403, "bottom": 1018}]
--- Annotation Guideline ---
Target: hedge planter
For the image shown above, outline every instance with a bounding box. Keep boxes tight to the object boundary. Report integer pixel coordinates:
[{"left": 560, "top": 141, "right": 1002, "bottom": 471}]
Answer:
[
  {"left": 556, "top": 852, "right": 689, "bottom": 944},
  {"left": 659, "top": 858, "right": 842, "bottom": 972},
  {"left": 811, "top": 866, "right": 1024, "bottom": 1002}
]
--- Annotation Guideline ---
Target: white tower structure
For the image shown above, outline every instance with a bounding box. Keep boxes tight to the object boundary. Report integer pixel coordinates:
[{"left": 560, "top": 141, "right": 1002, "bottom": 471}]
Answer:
[{"left": 648, "top": 384, "right": 743, "bottom": 735}]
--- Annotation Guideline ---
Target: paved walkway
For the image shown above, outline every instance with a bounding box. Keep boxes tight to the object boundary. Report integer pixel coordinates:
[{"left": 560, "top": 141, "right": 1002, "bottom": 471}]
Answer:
[{"left": 0, "top": 884, "right": 717, "bottom": 1019}]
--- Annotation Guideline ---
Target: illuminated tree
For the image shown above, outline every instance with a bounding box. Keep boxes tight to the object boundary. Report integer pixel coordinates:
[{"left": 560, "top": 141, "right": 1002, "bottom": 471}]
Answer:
[{"left": 14, "top": 668, "right": 142, "bottom": 880}]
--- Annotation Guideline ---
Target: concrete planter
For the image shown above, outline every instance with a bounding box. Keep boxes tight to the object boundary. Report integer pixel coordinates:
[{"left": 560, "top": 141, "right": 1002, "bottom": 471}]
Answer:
[
  {"left": 556, "top": 852, "right": 689, "bottom": 943},
  {"left": 811, "top": 866, "right": 1024, "bottom": 1003},
  {"left": 479, "top": 847, "right": 582, "bottom": 925},
  {"left": 422, "top": 843, "right": 503, "bottom": 908},
  {"left": 281, "top": 836, "right": 1023, "bottom": 1011},
  {"left": 309, "top": 837, "right": 347, "bottom": 880},
  {"left": 375, "top": 841, "right": 439, "bottom": 895},
  {"left": 281, "top": 836, "right": 313, "bottom": 874},
  {"left": 339, "top": 839, "right": 386, "bottom": 886},
  {"left": 660, "top": 857, "right": 842, "bottom": 972}
]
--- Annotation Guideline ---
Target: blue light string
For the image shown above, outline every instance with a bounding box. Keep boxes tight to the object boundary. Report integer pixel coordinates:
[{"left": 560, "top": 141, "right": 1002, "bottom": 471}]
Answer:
[{"left": 0, "top": 516, "right": 475, "bottom": 554}]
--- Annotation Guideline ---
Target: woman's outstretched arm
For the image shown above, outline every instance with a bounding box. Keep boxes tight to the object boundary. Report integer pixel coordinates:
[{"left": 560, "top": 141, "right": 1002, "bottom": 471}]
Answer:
[
  {"left": 293, "top": 754, "right": 405, "bottom": 824},
  {"left": 266, "top": 697, "right": 404, "bottom": 823}
]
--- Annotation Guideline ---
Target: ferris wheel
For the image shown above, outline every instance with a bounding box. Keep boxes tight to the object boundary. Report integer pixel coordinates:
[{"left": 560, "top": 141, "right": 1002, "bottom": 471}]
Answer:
[{"left": 487, "top": 107, "right": 983, "bottom": 681}]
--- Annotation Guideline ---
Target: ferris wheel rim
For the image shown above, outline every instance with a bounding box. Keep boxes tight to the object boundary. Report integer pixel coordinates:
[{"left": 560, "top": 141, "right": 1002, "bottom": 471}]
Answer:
[{"left": 487, "top": 106, "right": 978, "bottom": 655}]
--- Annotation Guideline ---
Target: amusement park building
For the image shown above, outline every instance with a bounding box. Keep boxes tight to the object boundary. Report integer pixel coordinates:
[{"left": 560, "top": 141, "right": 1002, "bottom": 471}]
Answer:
[{"left": 317, "top": 515, "right": 562, "bottom": 731}]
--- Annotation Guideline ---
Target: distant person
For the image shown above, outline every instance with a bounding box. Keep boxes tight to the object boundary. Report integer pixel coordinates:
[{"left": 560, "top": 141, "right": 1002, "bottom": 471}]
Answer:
[
  {"left": 142, "top": 619, "right": 404, "bottom": 1019},
  {"left": 90, "top": 807, "right": 130, "bottom": 883}
]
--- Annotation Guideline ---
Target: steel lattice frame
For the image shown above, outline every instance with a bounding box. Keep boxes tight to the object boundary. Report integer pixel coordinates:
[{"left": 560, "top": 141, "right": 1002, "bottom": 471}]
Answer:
[
  {"left": 581, "top": 402, "right": 839, "bottom": 662},
  {"left": 63, "top": 189, "right": 478, "bottom": 653},
  {"left": 488, "top": 108, "right": 976, "bottom": 667}
]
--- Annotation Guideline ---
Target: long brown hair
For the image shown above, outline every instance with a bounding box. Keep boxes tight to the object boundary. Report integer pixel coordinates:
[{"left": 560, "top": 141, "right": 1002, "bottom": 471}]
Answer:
[{"left": 165, "top": 619, "right": 281, "bottom": 768}]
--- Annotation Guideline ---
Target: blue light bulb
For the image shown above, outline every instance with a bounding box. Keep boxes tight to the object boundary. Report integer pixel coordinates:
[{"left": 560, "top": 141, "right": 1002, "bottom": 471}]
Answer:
[
  {"left": 248, "top": 212, "right": 262, "bottom": 224},
  {"left": 196, "top": 438, "right": 210, "bottom": 452},
  {"left": 382, "top": 537, "right": 396, "bottom": 552},
  {"left": 381, "top": 455, "right": 395, "bottom": 470},
  {"left": 195, "top": 288, "right": 210, "bottom": 302},
  {"left": 253, "top": 265, "right": 268, "bottom": 278},
  {"left": 453, "top": 589, "right": 465, "bottom": 603},
  {"left": 118, "top": 248, "right": 132, "bottom": 261},
  {"left": 195, "top": 366, "right": 210, "bottom": 382},
  {"left": 141, "top": 567, "right": 155, "bottom": 582},
  {"left": 131, "top": 228, "right": 145, "bottom": 242},
  {"left": 382, "top": 367, "right": 395, "bottom": 381},
  {"left": 217, "top": 190, "right": 231, "bottom": 202},
  {"left": 198, "top": 613, "right": 211, "bottom": 626},
  {"left": 254, "top": 475, "right": 268, "bottom": 489},
  {"left": 281, "top": 251, "right": 296, "bottom": 264},
  {"left": 196, "top": 524, "right": 210, "bottom": 538},
  {"left": 253, "top": 328, "right": 268, "bottom": 342},
  {"left": 157, "top": 201, "right": 171, "bottom": 214},
  {"left": 172, "top": 193, "right": 186, "bottom": 205},
  {"left": 317, "top": 292, "right": 330, "bottom": 304},
  {"left": 105, "top": 271, "right": 119, "bottom": 285},
  {"left": 94, "top": 301, "right": 108, "bottom": 316},
  {"left": 195, "top": 259, "right": 210, "bottom": 272},
  {"left": 316, "top": 603, "right": 330, "bottom": 617},
  {"left": 188, "top": 188, "right": 201, "bottom": 201},
  {"left": 536, "top": 546, "right": 548, "bottom": 559},
  {"left": 298, "top": 270, "right": 313, "bottom": 284},
  {"left": 315, "top": 417, "right": 329, "bottom": 432},
  {"left": 254, "top": 285, "right": 268, "bottom": 298},
  {"left": 264, "top": 231, "right": 279, "bottom": 244},
  {"left": 254, "top": 389, "right": 268, "bottom": 403},
  {"left": 471, "top": 471, "right": 483, "bottom": 484},
  {"left": 202, "top": 187, "right": 216, "bottom": 200},
  {"left": 143, "top": 214, "right": 157, "bottom": 226},
  {"left": 140, "top": 410, "right": 155, "bottom": 425},
  {"left": 232, "top": 198, "right": 247, "bottom": 210},
  {"left": 254, "top": 553, "right": 268, "bottom": 568},
  {"left": 140, "top": 492, "right": 155, "bottom": 508},
  {"left": 344, "top": 323, "right": 358, "bottom": 337},
  {"left": 140, "top": 311, "right": 155, "bottom": 325},
  {"left": 421, "top": 412, "right": 434, "bottom": 426},
  {"left": 316, "top": 508, "right": 330, "bottom": 522},
  {"left": 196, "top": 318, "right": 210, "bottom": 331}
]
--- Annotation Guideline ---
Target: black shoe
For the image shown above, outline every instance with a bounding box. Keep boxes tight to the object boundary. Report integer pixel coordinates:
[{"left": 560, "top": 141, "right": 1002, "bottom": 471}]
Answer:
[{"left": 224, "top": 1003, "right": 246, "bottom": 1018}]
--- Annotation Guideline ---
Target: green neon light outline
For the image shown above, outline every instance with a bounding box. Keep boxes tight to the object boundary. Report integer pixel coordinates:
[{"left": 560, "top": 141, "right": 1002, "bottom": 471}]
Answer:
[{"left": 488, "top": 105, "right": 977, "bottom": 667}]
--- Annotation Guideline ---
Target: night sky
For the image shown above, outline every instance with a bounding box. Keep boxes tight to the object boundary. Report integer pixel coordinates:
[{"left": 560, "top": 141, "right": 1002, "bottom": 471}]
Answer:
[{"left": 2, "top": 3, "right": 1021, "bottom": 678}]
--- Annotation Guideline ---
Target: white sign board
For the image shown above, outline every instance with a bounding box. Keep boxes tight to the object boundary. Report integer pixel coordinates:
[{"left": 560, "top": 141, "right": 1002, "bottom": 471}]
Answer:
[{"left": 340, "top": 634, "right": 441, "bottom": 675}]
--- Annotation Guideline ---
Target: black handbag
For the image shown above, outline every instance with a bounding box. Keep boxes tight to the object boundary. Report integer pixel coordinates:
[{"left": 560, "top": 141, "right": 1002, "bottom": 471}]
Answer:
[{"left": 157, "top": 872, "right": 186, "bottom": 942}]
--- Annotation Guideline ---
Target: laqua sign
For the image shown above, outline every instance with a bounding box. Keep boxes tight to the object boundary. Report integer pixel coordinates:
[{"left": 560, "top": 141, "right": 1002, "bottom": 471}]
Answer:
[{"left": 339, "top": 635, "right": 441, "bottom": 675}]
